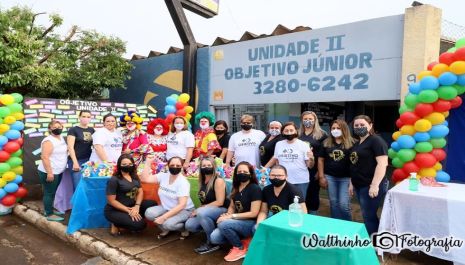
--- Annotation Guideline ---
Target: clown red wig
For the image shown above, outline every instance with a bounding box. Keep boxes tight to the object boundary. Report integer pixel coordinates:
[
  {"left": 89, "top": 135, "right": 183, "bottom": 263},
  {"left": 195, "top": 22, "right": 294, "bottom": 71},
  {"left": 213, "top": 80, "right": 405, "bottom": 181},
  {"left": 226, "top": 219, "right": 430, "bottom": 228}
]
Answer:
[{"left": 147, "top": 118, "right": 169, "bottom": 135}]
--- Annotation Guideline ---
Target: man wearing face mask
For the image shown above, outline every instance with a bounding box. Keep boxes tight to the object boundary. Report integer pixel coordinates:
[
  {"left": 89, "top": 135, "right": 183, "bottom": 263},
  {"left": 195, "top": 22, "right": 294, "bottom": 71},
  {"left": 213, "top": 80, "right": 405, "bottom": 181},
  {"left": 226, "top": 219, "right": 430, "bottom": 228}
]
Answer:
[
  {"left": 226, "top": 114, "right": 266, "bottom": 168},
  {"left": 259, "top": 121, "right": 283, "bottom": 167},
  {"left": 193, "top": 112, "right": 221, "bottom": 159}
]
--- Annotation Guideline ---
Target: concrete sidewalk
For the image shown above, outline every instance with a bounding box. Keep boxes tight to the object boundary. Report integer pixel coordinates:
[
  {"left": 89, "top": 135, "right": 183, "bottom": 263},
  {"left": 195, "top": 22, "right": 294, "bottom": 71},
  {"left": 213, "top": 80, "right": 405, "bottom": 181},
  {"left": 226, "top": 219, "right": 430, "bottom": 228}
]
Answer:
[{"left": 12, "top": 200, "right": 451, "bottom": 265}]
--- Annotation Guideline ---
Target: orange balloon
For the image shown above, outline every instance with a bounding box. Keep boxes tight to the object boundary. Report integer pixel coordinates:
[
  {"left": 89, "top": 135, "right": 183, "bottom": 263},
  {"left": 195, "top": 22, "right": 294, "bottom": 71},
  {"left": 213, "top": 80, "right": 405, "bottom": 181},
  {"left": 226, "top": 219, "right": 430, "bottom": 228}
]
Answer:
[{"left": 431, "top": 63, "right": 449, "bottom": 77}]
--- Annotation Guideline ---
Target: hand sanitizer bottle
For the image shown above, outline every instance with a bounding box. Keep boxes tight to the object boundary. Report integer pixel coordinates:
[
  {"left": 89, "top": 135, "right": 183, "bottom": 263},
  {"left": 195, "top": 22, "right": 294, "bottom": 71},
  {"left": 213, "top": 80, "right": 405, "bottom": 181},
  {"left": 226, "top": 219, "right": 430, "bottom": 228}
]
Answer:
[
  {"left": 289, "top": 196, "right": 303, "bottom": 227},
  {"left": 409, "top": 172, "right": 419, "bottom": 191}
]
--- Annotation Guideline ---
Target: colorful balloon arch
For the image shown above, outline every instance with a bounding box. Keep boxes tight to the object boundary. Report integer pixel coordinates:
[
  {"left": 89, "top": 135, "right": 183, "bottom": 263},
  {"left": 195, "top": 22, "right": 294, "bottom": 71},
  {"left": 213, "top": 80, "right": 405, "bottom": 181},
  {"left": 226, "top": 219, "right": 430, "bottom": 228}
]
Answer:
[{"left": 390, "top": 38, "right": 465, "bottom": 184}]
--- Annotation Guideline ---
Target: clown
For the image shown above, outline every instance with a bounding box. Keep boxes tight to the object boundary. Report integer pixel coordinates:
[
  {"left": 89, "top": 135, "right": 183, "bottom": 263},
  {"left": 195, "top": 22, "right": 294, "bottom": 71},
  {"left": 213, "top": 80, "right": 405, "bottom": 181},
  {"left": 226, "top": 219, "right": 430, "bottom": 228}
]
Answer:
[
  {"left": 120, "top": 111, "right": 152, "bottom": 167},
  {"left": 146, "top": 118, "right": 169, "bottom": 164},
  {"left": 193, "top": 112, "right": 221, "bottom": 159}
]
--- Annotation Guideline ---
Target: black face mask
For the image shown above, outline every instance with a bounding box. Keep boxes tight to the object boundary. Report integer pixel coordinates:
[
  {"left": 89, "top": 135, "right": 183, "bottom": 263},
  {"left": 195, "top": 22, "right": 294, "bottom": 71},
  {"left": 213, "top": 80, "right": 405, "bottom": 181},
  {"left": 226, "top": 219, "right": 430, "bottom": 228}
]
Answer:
[
  {"left": 354, "top": 127, "right": 369, "bottom": 137},
  {"left": 215, "top": 129, "right": 226, "bottom": 135},
  {"left": 270, "top": 178, "right": 286, "bottom": 187},
  {"left": 200, "top": 167, "right": 214, "bottom": 175},
  {"left": 51, "top": 128, "right": 63, "bottom": 135},
  {"left": 235, "top": 173, "right": 251, "bottom": 183},
  {"left": 169, "top": 167, "right": 182, "bottom": 175},
  {"left": 283, "top": 133, "right": 298, "bottom": 141},
  {"left": 120, "top": 165, "right": 134, "bottom": 173},
  {"left": 241, "top": 124, "right": 253, "bottom": 131}
]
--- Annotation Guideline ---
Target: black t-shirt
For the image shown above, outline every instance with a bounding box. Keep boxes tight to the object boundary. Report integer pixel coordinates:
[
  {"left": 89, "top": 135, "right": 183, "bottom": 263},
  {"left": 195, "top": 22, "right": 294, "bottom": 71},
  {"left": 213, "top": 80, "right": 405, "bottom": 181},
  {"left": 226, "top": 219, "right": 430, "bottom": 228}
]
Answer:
[
  {"left": 319, "top": 143, "right": 351, "bottom": 178},
  {"left": 67, "top": 126, "right": 95, "bottom": 160},
  {"left": 198, "top": 177, "right": 230, "bottom": 208},
  {"left": 299, "top": 132, "right": 327, "bottom": 178},
  {"left": 213, "top": 133, "right": 231, "bottom": 161},
  {"left": 349, "top": 135, "right": 388, "bottom": 188},
  {"left": 262, "top": 182, "right": 304, "bottom": 215},
  {"left": 232, "top": 183, "right": 262, "bottom": 215},
  {"left": 105, "top": 176, "right": 141, "bottom": 209},
  {"left": 259, "top": 134, "right": 283, "bottom": 166}
]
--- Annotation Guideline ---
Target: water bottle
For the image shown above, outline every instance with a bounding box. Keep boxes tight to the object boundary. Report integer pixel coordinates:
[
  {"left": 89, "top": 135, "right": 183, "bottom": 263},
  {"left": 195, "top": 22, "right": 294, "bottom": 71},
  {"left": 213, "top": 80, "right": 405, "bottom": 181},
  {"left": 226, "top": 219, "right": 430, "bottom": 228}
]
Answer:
[
  {"left": 288, "top": 196, "right": 303, "bottom": 227},
  {"left": 408, "top": 172, "right": 419, "bottom": 191}
]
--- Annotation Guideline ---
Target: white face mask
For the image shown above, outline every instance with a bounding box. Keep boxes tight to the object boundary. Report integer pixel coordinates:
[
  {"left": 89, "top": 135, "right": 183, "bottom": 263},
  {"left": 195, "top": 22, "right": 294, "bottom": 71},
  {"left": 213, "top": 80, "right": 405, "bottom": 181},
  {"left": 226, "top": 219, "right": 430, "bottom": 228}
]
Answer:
[
  {"left": 269, "top": 129, "right": 280, "bottom": 136},
  {"left": 154, "top": 128, "right": 163, "bottom": 135},
  {"left": 174, "top": 124, "right": 184, "bottom": 131},
  {"left": 200, "top": 123, "right": 209, "bottom": 129},
  {"left": 331, "top": 129, "right": 342, "bottom": 138}
]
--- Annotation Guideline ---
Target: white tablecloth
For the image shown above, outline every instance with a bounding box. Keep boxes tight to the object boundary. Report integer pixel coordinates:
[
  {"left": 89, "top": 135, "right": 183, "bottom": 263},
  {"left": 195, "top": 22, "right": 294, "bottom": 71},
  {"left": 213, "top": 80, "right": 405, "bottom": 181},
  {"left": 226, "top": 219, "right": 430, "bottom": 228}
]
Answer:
[{"left": 378, "top": 179, "right": 465, "bottom": 264}]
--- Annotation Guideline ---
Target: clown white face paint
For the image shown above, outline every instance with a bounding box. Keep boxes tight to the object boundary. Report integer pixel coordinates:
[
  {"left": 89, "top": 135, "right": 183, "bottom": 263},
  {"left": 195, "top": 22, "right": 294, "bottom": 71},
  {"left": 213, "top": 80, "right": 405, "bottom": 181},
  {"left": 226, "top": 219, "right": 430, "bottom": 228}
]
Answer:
[
  {"left": 126, "top": 122, "right": 136, "bottom": 131},
  {"left": 200, "top": 118, "right": 209, "bottom": 129}
]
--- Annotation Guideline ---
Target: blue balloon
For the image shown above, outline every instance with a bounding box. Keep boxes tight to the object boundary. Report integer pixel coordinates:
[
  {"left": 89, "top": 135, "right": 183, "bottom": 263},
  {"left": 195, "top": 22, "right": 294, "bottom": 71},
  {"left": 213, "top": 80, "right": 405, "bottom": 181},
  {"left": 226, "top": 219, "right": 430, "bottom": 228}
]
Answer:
[
  {"left": 10, "top": 121, "right": 24, "bottom": 131},
  {"left": 0, "top": 188, "right": 6, "bottom": 199},
  {"left": 0, "top": 136, "right": 7, "bottom": 146},
  {"left": 429, "top": 125, "right": 449, "bottom": 138},
  {"left": 4, "top": 130, "right": 21, "bottom": 140},
  {"left": 170, "top": 94, "right": 179, "bottom": 100},
  {"left": 435, "top": 171, "right": 450, "bottom": 182},
  {"left": 419, "top": 76, "right": 439, "bottom": 90},
  {"left": 166, "top": 97, "right": 177, "bottom": 105},
  {"left": 457, "top": 74, "right": 465, "bottom": 86},
  {"left": 438, "top": 72, "right": 458, "bottom": 86},
  {"left": 408, "top": 83, "right": 422, "bottom": 94},
  {"left": 397, "top": 135, "right": 416, "bottom": 149},
  {"left": 391, "top": 141, "right": 401, "bottom": 152},
  {"left": 414, "top": 132, "right": 431, "bottom": 142},
  {"left": 4, "top": 183, "right": 19, "bottom": 193},
  {"left": 441, "top": 120, "right": 449, "bottom": 126},
  {"left": 165, "top": 105, "right": 176, "bottom": 114},
  {"left": 12, "top": 175, "right": 22, "bottom": 184}
]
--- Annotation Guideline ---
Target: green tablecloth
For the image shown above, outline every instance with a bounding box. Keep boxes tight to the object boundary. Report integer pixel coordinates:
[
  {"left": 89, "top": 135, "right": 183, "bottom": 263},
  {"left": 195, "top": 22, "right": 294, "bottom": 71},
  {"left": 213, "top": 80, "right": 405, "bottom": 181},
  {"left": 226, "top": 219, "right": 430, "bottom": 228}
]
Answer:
[{"left": 243, "top": 211, "right": 379, "bottom": 265}]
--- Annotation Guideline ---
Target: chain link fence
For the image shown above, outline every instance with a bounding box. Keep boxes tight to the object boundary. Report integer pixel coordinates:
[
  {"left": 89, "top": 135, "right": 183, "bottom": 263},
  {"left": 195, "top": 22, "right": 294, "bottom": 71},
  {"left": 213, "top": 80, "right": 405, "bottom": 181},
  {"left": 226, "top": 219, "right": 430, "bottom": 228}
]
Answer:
[{"left": 442, "top": 19, "right": 465, "bottom": 42}]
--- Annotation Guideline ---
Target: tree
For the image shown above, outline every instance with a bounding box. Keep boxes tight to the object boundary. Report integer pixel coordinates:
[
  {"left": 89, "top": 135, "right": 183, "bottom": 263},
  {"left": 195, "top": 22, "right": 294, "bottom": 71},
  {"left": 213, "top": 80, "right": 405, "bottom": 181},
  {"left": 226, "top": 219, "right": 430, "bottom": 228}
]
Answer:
[{"left": 0, "top": 6, "right": 133, "bottom": 99}]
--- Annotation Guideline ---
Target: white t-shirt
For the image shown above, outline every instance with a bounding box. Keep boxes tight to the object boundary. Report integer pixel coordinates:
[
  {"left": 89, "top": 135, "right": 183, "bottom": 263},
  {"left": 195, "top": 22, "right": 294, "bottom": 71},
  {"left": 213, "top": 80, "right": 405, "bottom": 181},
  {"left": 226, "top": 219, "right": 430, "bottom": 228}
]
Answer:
[
  {"left": 157, "top": 172, "right": 195, "bottom": 210},
  {"left": 228, "top": 129, "right": 266, "bottom": 167},
  {"left": 38, "top": 135, "right": 68, "bottom": 175},
  {"left": 273, "top": 139, "right": 310, "bottom": 184},
  {"left": 166, "top": 130, "right": 195, "bottom": 160},
  {"left": 89, "top": 127, "right": 123, "bottom": 163}
]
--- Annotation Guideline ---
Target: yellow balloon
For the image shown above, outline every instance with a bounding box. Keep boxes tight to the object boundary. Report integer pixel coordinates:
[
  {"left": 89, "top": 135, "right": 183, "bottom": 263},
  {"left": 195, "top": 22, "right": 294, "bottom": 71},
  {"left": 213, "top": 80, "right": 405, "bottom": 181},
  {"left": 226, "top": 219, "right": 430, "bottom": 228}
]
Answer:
[
  {"left": 0, "top": 95, "right": 15, "bottom": 105},
  {"left": 414, "top": 119, "right": 432, "bottom": 132},
  {"left": 11, "top": 166, "right": 23, "bottom": 175},
  {"left": 442, "top": 111, "right": 449, "bottom": 118},
  {"left": 12, "top": 112, "right": 24, "bottom": 120},
  {"left": 417, "top": 71, "right": 433, "bottom": 80},
  {"left": 425, "top": 112, "right": 445, "bottom": 125},
  {"left": 450, "top": 61, "right": 465, "bottom": 75},
  {"left": 185, "top": 106, "right": 194, "bottom": 114},
  {"left": 392, "top": 131, "right": 402, "bottom": 140},
  {"left": 185, "top": 114, "right": 192, "bottom": 121},
  {"left": 419, "top": 167, "right": 436, "bottom": 177},
  {"left": 0, "top": 178, "right": 6, "bottom": 188},
  {"left": 2, "top": 171, "right": 16, "bottom": 182},
  {"left": 431, "top": 63, "right": 449, "bottom": 77},
  {"left": 0, "top": 124, "right": 10, "bottom": 134},
  {"left": 178, "top": 93, "right": 190, "bottom": 103},
  {"left": 433, "top": 162, "right": 443, "bottom": 171},
  {"left": 3, "top": 115, "right": 16, "bottom": 125},
  {"left": 400, "top": 125, "right": 416, "bottom": 136}
]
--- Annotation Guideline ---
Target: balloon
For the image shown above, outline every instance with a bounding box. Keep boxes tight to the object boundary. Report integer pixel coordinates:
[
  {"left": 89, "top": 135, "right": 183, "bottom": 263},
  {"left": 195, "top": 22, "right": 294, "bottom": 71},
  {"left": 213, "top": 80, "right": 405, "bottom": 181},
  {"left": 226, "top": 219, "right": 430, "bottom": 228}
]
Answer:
[
  {"left": 12, "top": 175, "right": 23, "bottom": 184},
  {"left": 432, "top": 99, "right": 451, "bottom": 112},
  {"left": 178, "top": 93, "right": 190, "bottom": 103},
  {"left": 431, "top": 64, "right": 449, "bottom": 77},
  {"left": 442, "top": 111, "right": 450, "bottom": 118},
  {"left": 185, "top": 113, "right": 192, "bottom": 121},
  {"left": 0, "top": 136, "right": 8, "bottom": 146},
  {"left": 428, "top": 125, "right": 449, "bottom": 138},
  {"left": 430, "top": 138, "right": 447, "bottom": 149},
  {"left": 10, "top": 121, "right": 24, "bottom": 131},
  {"left": 390, "top": 141, "right": 400, "bottom": 152},
  {"left": 11, "top": 166, "right": 22, "bottom": 175},
  {"left": 3, "top": 116, "right": 16, "bottom": 125},
  {"left": 414, "top": 103, "right": 434, "bottom": 117},
  {"left": 414, "top": 119, "right": 432, "bottom": 132},
  {"left": 450, "top": 96, "right": 463, "bottom": 109},
  {"left": 176, "top": 109, "right": 186, "bottom": 116},
  {"left": 435, "top": 171, "right": 450, "bottom": 182},
  {"left": 392, "top": 169, "right": 409, "bottom": 183},
  {"left": 433, "top": 162, "right": 443, "bottom": 171},
  {"left": 165, "top": 105, "right": 176, "bottom": 114},
  {"left": 419, "top": 167, "right": 436, "bottom": 177},
  {"left": 414, "top": 153, "right": 437, "bottom": 168},
  {"left": 418, "top": 90, "right": 439, "bottom": 103},
  {"left": 0, "top": 179, "right": 6, "bottom": 188},
  {"left": 455, "top": 47, "right": 465, "bottom": 61},
  {"left": 1, "top": 194, "right": 16, "bottom": 206},
  {"left": 449, "top": 61, "right": 465, "bottom": 75},
  {"left": 395, "top": 118, "right": 404, "bottom": 128},
  {"left": 2, "top": 171, "right": 16, "bottom": 181},
  {"left": 397, "top": 149, "right": 416, "bottom": 162},
  {"left": 454, "top": 84, "right": 465, "bottom": 95},
  {"left": 427, "top": 62, "right": 438, "bottom": 71},
  {"left": 12, "top": 186, "right": 27, "bottom": 198},
  {"left": 431, "top": 148, "right": 447, "bottom": 161},
  {"left": 397, "top": 135, "right": 416, "bottom": 149},
  {"left": 0, "top": 107, "right": 11, "bottom": 118},
  {"left": 166, "top": 113, "right": 176, "bottom": 122},
  {"left": 3, "top": 142, "right": 20, "bottom": 153},
  {"left": 0, "top": 151, "right": 10, "bottom": 162},
  {"left": 402, "top": 161, "right": 420, "bottom": 175},
  {"left": 7, "top": 157, "right": 22, "bottom": 168},
  {"left": 391, "top": 157, "right": 404, "bottom": 168},
  {"left": 438, "top": 52, "right": 455, "bottom": 65},
  {"left": 408, "top": 83, "right": 422, "bottom": 94},
  {"left": 400, "top": 125, "right": 416, "bottom": 136},
  {"left": 11, "top": 137, "right": 23, "bottom": 146},
  {"left": 0, "top": 95, "right": 15, "bottom": 105},
  {"left": 388, "top": 148, "right": 397, "bottom": 159},
  {"left": 7, "top": 103, "right": 23, "bottom": 113},
  {"left": 166, "top": 96, "right": 177, "bottom": 105},
  {"left": 11, "top": 93, "right": 23, "bottom": 103},
  {"left": 4, "top": 130, "right": 21, "bottom": 140},
  {"left": 175, "top": 101, "right": 187, "bottom": 110},
  {"left": 456, "top": 38, "right": 465, "bottom": 48},
  {"left": 404, "top": 94, "right": 419, "bottom": 108},
  {"left": 400, "top": 112, "right": 419, "bottom": 125},
  {"left": 398, "top": 104, "right": 413, "bottom": 114},
  {"left": 0, "top": 163, "right": 11, "bottom": 174},
  {"left": 12, "top": 112, "right": 24, "bottom": 120},
  {"left": 414, "top": 142, "right": 433, "bottom": 153},
  {"left": 4, "top": 183, "right": 18, "bottom": 193},
  {"left": 413, "top": 132, "right": 431, "bottom": 142},
  {"left": 0, "top": 188, "right": 5, "bottom": 199},
  {"left": 185, "top": 106, "right": 194, "bottom": 114},
  {"left": 425, "top": 112, "right": 445, "bottom": 125},
  {"left": 0, "top": 124, "right": 9, "bottom": 134},
  {"left": 438, "top": 72, "right": 457, "bottom": 85},
  {"left": 392, "top": 131, "right": 401, "bottom": 141},
  {"left": 419, "top": 76, "right": 439, "bottom": 90},
  {"left": 437, "top": 85, "right": 458, "bottom": 100},
  {"left": 417, "top": 71, "right": 432, "bottom": 80},
  {"left": 170, "top": 94, "right": 179, "bottom": 101}
]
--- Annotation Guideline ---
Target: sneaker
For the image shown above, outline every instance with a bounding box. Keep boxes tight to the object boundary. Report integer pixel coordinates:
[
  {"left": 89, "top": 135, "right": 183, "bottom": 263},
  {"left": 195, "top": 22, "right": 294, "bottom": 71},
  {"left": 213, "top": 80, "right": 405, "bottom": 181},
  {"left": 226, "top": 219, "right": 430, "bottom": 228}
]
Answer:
[
  {"left": 197, "top": 244, "right": 220, "bottom": 255},
  {"left": 224, "top": 246, "right": 247, "bottom": 262},
  {"left": 194, "top": 242, "right": 209, "bottom": 253},
  {"left": 180, "top": 230, "right": 190, "bottom": 240},
  {"left": 241, "top": 237, "right": 252, "bottom": 250},
  {"left": 46, "top": 215, "right": 64, "bottom": 222}
]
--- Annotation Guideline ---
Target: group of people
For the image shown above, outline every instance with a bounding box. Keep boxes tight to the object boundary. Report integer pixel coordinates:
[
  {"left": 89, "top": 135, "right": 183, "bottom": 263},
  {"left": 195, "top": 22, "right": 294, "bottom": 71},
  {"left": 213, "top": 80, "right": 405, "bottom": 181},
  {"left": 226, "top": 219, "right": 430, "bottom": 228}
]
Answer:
[{"left": 37, "top": 109, "right": 388, "bottom": 262}]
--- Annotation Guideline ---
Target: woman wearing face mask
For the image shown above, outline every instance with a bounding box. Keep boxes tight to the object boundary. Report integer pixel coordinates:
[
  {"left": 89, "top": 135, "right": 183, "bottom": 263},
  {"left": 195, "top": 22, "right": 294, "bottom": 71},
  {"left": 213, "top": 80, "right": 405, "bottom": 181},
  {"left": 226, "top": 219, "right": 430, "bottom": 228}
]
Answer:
[
  {"left": 226, "top": 114, "right": 266, "bottom": 168},
  {"left": 185, "top": 157, "right": 229, "bottom": 255},
  {"left": 38, "top": 120, "right": 68, "bottom": 222},
  {"left": 104, "top": 154, "right": 157, "bottom": 235},
  {"left": 143, "top": 155, "right": 195, "bottom": 239},
  {"left": 259, "top": 121, "right": 283, "bottom": 167},
  {"left": 193, "top": 112, "right": 221, "bottom": 159},
  {"left": 318, "top": 120, "right": 354, "bottom": 221},
  {"left": 299, "top": 111, "right": 327, "bottom": 214},
  {"left": 166, "top": 116, "right": 195, "bottom": 170},
  {"left": 350, "top": 115, "right": 388, "bottom": 236},
  {"left": 89, "top": 114, "right": 123, "bottom": 164},
  {"left": 120, "top": 111, "right": 151, "bottom": 167},
  {"left": 212, "top": 120, "right": 230, "bottom": 162},
  {"left": 67, "top": 110, "right": 95, "bottom": 190},
  {"left": 146, "top": 118, "right": 169, "bottom": 164},
  {"left": 255, "top": 165, "right": 306, "bottom": 232},
  {"left": 210, "top": 161, "right": 262, "bottom": 262},
  {"left": 265, "top": 122, "right": 314, "bottom": 198}
]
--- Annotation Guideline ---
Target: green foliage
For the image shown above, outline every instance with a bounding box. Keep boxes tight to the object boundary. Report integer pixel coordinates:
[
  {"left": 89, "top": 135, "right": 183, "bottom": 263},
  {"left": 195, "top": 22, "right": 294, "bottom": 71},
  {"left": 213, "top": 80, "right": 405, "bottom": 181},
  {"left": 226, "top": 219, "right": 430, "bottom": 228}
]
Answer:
[{"left": 0, "top": 6, "right": 133, "bottom": 99}]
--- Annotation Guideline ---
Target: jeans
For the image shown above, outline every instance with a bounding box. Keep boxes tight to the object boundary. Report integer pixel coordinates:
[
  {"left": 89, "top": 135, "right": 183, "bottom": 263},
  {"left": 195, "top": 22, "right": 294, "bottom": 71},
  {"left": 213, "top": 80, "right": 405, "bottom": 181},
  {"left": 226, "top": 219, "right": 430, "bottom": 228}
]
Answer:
[
  {"left": 145, "top": 205, "right": 194, "bottom": 232},
  {"left": 326, "top": 175, "right": 352, "bottom": 221},
  {"left": 38, "top": 170, "right": 63, "bottom": 216},
  {"left": 355, "top": 178, "right": 389, "bottom": 236},
  {"left": 185, "top": 206, "right": 227, "bottom": 243},
  {"left": 293, "top": 182, "right": 309, "bottom": 201},
  {"left": 67, "top": 158, "right": 88, "bottom": 191},
  {"left": 210, "top": 219, "right": 255, "bottom": 248}
]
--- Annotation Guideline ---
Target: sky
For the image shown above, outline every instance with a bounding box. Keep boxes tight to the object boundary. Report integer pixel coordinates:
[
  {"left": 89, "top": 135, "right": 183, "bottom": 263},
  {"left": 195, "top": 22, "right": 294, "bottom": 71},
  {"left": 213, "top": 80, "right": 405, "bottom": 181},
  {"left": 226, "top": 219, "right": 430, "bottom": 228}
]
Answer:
[{"left": 2, "top": 0, "right": 465, "bottom": 58}]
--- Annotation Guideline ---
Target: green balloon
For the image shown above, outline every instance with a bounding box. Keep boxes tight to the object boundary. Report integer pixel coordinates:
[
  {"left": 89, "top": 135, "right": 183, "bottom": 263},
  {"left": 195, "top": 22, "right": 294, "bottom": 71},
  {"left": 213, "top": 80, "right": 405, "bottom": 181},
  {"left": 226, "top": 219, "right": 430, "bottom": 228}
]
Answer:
[
  {"left": 11, "top": 149, "right": 23, "bottom": 157},
  {"left": 388, "top": 148, "right": 397, "bottom": 159},
  {"left": 430, "top": 138, "right": 447, "bottom": 148},
  {"left": 0, "top": 107, "right": 11, "bottom": 118},
  {"left": 0, "top": 163, "right": 11, "bottom": 173},
  {"left": 404, "top": 94, "right": 419, "bottom": 108},
  {"left": 414, "top": 142, "right": 433, "bottom": 153},
  {"left": 448, "top": 47, "right": 457, "bottom": 53},
  {"left": 456, "top": 38, "right": 465, "bottom": 48},
  {"left": 453, "top": 84, "right": 465, "bottom": 95},
  {"left": 7, "top": 157, "right": 22, "bottom": 167},
  {"left": 11, "top": 93, "right": 23, "bottom": 104},
  {"left": 7, "top": 103, "right": 23, "bottom": 113},
  {"left": 392, "top": 157, "right": 405, "bottom": 168},
  {"left": 437, "top": 86, "right": 458, "bottom": 100},
  {"left": 418, "top": 90, "right": 439, "bottom": 103},
  {"left": 399, "top": 104, "right": 413, "bottom": 114},
  {"left": 397, "top": 149, "right": 416, "bottom": 162}
]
